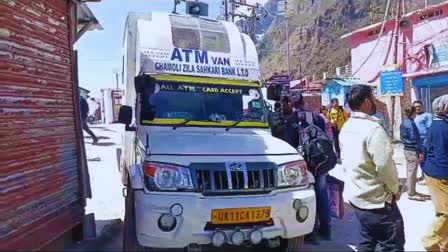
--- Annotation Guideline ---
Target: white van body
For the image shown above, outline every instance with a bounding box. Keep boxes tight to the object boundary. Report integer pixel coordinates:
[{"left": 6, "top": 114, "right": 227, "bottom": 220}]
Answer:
[{"left": 120, "top": 12, "right": 316, "bottom": 251}]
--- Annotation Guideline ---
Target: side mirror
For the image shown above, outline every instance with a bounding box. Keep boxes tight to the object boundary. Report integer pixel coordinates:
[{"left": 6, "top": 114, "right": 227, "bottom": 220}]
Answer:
[
  {"left": 267, "top": 85, "right": 281, "bottom": 101},
  {"left": 118, "top": 105, "right": 135, "bottom": 131},
  {"left": 134, "top": 74, "right": 152, "bottom": 94}
]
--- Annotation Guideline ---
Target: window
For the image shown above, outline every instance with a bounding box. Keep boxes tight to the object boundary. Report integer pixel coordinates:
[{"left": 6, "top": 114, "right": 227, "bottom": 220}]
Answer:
[
  {"left": 142, "top": 82, "right": 266, "bottom": 124},
  {"left": 367, "top": 28, "right": 384, "bottom": 37},
  {"left": 170, "top": 15, "right": 230, "bottom": 53},
  {"left": 172, "top": 27, "right": 200, "bottom": 50},
  {"left": 419, "top": 9, "right": 443, "bottom": 21}
]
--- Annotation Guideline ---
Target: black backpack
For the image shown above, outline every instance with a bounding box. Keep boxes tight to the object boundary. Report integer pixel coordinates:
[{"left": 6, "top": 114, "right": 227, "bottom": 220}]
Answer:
[{"left": 298, "top": 112, "right": 337, "bottom": 176}]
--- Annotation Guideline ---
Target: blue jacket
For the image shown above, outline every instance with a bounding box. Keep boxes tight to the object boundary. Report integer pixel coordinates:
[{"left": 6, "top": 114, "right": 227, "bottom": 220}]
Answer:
[
  {"left": 414, "top": 112, "right": 432, "bottom": 140},
  {"left": 400, "top": 118, "right": 422, "bottom": 153},
  {"left": 423, "top": 118, "right": 448, "bottom": 179}
]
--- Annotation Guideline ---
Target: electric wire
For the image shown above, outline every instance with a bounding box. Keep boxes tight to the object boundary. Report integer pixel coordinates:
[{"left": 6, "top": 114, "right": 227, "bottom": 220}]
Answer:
[{"left": 351, "top": 0, "right": 392, "bottom": 76}]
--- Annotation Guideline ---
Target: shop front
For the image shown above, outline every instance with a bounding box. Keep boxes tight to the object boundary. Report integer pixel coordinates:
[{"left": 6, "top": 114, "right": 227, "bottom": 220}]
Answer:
[{"left": 409, "top": 71, "right": 448, "bottom": 113}]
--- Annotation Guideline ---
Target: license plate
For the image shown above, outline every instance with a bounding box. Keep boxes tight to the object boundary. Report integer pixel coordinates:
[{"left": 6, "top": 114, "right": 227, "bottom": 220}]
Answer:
[{"left": 211, "top": 207, "right": 271, "bottom": 224}]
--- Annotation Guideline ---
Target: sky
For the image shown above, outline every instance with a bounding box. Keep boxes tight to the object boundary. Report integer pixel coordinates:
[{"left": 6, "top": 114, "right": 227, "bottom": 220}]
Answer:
[{"left": 75, "top": 0, "right": 269, "bottom": 98}]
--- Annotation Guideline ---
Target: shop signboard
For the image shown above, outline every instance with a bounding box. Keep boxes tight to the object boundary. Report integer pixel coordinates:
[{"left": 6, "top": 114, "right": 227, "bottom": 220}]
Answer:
[
  {"left": 141, "top": 47, "right": 260, "bottom": 81},
  {"left": 430, "top": 41, "right": 448, "bottom": 68},
  {"left": 379, "top": 70, "right": 404, "bottom": 96},
  {"left": 269, "top": 75, "right": 291, "bottom": 95}
]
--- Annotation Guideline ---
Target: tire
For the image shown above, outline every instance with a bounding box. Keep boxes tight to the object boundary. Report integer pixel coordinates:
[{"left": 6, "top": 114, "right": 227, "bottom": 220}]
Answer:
[
  {"left": 280, "top": 236, "right": 305, "bottom": 252},
  {"left": 123, "top": 184, "right": 149, "bottom": 252}
]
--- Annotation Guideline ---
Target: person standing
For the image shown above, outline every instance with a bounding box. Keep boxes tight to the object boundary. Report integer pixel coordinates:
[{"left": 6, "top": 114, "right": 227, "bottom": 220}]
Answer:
[
  {"left": 413, "top": 100, "right": 433, "bottom": 184},
  {"left": 281, "top": 96, "right": 293, "bottom": 118},
  {"left": 414, "top": 100, "right": 433, "bottom": 143},
  {"left": 400, "top": 106, "right": 430, "bottom": 201},
  {"left": 340, "top": 85, "right": 404, "bottom": 252},
  {"left": 284, "top": 94, "right": 331, "bottom": 242},
  {"left": 319, "top": 106, "right": 333, "bottom": 141},
  {"left": 80, "top": 96, "right": 99, "bottom": 144},
  {"left": 327, "top": 98, "right": 347, "bottom": 158},
  {"left": 87, "top": 97, "right": 99, "bottom": 122},
  {"left": 421, "top": 94, "right": 448, "bottom": 252}
]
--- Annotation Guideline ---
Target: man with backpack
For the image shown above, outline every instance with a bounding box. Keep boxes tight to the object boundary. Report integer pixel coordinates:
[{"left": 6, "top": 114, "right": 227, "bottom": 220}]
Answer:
[
  {"left": 284, "top": 93, "right": 337, "bottom": 242},
  {"left": 327, "top": 98, "right": 348, "bottom": 159}
]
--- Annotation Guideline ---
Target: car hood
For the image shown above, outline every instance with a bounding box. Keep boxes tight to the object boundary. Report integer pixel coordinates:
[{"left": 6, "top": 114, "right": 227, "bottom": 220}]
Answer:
[{"left": 143, "top": 129, "right": 298, "bottom": 156}]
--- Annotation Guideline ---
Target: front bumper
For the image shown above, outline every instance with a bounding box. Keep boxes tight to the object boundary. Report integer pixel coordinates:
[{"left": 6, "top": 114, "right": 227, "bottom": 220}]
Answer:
[{"left": 134, "top": 187, "right": 316, "bottom": 248}]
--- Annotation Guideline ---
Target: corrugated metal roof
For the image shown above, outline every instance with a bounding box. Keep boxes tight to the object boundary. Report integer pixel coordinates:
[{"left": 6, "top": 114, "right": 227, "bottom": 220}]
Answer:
[{"left": 0, "top": 0, "right": 84, "bottom": 250}]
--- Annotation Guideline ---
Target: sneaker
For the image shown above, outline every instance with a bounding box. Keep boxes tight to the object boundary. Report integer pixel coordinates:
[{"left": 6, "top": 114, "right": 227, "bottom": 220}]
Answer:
[{"left": 418, "top": 180, "right": 426, "bottom": 186}]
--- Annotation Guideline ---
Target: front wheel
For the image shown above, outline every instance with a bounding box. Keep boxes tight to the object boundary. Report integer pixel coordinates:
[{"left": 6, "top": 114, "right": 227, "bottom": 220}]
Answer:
[
  {"left": 280, "top": 236, "right": 305, "bottom": 252},
  {"left": 123, "top": 185, "right": 149, "bottom": 251}
]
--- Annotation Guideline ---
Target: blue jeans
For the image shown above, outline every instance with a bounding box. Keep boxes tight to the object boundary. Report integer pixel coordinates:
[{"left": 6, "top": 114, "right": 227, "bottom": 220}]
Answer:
[{"left": 313, "top": 174, "right": 331, "bottom": 235}]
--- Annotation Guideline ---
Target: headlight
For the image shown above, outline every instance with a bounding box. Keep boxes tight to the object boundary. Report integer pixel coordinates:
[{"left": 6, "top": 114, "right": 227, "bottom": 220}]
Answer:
[
  {"left": 143, "top": 162, "right": 193, "bottom": 191},
  {"left": 277, "top": 161, "right": 308, "bottom": 187}
]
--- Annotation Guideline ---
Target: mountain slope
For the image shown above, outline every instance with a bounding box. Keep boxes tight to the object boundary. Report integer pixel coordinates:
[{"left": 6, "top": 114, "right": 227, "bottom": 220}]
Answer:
[{"left": 257, "top": 0, "right": 445, "bottom": 80}]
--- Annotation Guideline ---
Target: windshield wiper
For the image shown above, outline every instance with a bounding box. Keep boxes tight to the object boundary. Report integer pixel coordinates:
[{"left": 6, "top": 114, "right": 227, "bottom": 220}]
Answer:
[
  {"left": 226, "top": 120, "right": 266, "bottom": 131},
  {"left": 173, "top": 119, "right": 221, "bottom": 130},
  {"left": 173, "top": 119, "right": 193, "bottom": 130},
  {"left": 225, "top": 121, "right": 242, "bottom": 131}
]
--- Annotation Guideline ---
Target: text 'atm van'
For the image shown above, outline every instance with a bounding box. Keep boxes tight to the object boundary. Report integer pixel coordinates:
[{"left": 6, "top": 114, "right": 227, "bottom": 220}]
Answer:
[{"left": 117, "top": 10, "right": 316, "bottom": 251}]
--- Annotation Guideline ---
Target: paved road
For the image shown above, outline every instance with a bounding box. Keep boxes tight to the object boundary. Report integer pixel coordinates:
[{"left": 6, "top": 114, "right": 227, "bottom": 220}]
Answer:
[{"left": 82, "top": 124, "right": 435, "bottom": 251}]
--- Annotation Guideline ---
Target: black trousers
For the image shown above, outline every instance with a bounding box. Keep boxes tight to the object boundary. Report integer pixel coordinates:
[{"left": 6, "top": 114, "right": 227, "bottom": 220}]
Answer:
[
  {"left": 82, "top": 118, "right": 96, "bottom": 140},
  {"left": 333, "top": 126, "right": 340, "bottom": 157},
  {"left": 352, "top": 201, "right": 405, "bottom": 252}
]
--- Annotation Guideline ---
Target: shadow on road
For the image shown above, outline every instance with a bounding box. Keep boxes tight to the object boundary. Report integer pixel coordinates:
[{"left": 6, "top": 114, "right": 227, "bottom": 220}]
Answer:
[
  {"left": 90, "top": 209, "right": 360, "bottom": 252},
  {"left": 84, "top": 136, "right": 111, "bottom": 140},
  {"left": 94, "top": 142, "right": 116, "bottom": 147},
  {"left": 66, "top": 219, "right": 123, "bottom": 252},
  {"left": 303, "top": 203, "right": 358, "bottom": 251}
]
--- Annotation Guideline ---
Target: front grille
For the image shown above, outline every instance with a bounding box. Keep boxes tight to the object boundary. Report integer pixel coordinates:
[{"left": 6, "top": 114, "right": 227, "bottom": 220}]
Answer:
[
  {"left": 214, "top": 170, "right": 229, "bottom": 190},
  {"left": 192, "top": 163, "right": 277, "bottom": 194},
  {"left": 196, "top": 170, "right": 211, "bottom": 190},
  {"left": 247, "top": 169, "right": 275, "bottom": 189}
]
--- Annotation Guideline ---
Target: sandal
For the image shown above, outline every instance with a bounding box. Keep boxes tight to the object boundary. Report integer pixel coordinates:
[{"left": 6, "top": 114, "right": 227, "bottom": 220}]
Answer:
[
  {"left": 408, "top": 195, "right": 426, "bottom": 201},
  {"left": 417, "top": 193, "right": 431, "bottom": 200}
]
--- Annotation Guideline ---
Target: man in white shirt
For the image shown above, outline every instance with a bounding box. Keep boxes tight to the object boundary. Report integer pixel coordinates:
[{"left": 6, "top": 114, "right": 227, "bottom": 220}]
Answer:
[
  {"left": 339, "top": 85, "right": 404, "bottom": 251},
  {"left": 88, "top": 98, "right": 99, "bottom": 119}
]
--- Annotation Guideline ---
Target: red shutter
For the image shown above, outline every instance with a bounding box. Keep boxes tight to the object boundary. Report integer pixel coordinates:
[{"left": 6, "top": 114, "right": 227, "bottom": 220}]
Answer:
[{"left": 0, "top": 0, "right": 84, "bottom": 250}]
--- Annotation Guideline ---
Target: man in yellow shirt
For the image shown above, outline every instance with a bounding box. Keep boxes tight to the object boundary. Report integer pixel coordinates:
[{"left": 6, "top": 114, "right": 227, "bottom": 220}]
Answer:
[{"left": 327, "top": 98, "right": 348, "bottom": 158}]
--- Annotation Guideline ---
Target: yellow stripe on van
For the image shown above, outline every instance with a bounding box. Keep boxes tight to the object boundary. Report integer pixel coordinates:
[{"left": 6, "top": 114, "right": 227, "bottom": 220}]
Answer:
[
  {"left": 142, "top": 119, "right": 269, "bottom": 128},
  {"left": 153, "top": 74, "right": 260, "bottom": 87}
]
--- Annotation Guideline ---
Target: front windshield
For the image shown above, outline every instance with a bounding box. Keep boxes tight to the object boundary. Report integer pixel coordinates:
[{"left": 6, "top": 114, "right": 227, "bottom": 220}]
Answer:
[{"left": 141, "top": 81, "right": 268, "bottom": 126}]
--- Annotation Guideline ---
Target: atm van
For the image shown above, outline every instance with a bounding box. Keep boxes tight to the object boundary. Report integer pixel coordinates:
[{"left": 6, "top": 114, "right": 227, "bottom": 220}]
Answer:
[{"left": 117, "top": 11, "right": 316, "bottom": 251}]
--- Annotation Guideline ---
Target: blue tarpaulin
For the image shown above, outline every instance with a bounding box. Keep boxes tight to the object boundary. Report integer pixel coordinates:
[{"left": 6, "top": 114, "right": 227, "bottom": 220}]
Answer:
[
  {"left": 322, "top": 78, "right": 368, "bottom": 107},
  {"left": 412, "top": 72, "right": 448, "bottom": 88}
]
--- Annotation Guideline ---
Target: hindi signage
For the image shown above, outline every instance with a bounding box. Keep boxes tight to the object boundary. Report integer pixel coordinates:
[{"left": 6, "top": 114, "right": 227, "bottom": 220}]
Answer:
[
  {"left": 430, "top": 41, "right": 448, "bottom": 68},
  {"left": 380, "top": 70, "right": 404, "bottom": 96}
]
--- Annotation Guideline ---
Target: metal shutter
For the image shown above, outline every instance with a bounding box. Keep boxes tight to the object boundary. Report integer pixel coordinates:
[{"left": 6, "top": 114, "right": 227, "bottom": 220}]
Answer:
[{"left": 0, "top": 0, "right": 84, "bottom": 249}]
